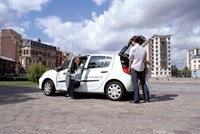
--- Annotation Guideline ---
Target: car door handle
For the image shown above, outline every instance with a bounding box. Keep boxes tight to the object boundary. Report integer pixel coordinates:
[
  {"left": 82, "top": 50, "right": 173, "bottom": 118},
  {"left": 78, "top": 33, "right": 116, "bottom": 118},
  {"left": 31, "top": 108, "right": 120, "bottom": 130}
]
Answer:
[{"left": 101, "top": 71, "right": 108, "bottom": 73}]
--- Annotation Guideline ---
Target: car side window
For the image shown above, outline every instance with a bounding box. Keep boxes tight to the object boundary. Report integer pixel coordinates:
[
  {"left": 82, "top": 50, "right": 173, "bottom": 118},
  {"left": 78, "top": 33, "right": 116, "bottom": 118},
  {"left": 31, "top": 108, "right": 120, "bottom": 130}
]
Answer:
[{"left": 88, "top": 56, "right": 112, "bottom": 69}]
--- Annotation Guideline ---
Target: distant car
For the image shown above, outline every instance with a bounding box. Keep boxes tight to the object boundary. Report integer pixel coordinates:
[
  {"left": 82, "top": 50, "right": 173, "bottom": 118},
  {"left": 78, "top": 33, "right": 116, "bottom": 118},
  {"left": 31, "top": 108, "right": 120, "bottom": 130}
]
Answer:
[{"left": 39, "top": 35, "right": 146, "bottom": 101}]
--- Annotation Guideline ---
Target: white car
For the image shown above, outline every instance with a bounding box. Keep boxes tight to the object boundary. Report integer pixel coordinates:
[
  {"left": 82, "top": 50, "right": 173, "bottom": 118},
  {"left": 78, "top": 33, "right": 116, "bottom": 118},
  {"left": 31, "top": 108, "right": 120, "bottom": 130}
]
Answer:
[{"left": 39, "top": 36, "right": 146, "bottom": 101}]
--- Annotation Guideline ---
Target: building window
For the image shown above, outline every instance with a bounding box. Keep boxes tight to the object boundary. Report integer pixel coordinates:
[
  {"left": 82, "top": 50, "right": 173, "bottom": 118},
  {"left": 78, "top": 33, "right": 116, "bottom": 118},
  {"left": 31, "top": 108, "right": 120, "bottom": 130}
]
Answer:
[
  {"left": 27, "top": 59, "right": 29, "bottom": 65},
  {"left": 22, "top": 58, "right": 24, "bottom": 65},
  {"left": 194, "top": 60, "right": 196, "bottom": 63}
]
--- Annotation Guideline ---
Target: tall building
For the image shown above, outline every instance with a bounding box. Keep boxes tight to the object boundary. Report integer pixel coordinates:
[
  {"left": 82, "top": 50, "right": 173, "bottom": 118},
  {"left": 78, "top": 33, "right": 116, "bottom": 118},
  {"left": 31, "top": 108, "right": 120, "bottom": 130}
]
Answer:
[
  {"left": 190, "top": 54, "right": 200, "bottom": 77},
  {"left": 20, "top": 39, "right": 57, "bottom": 71},
  {"left": 187, "top": 48, "right": 200, "bottom": 69},
  {"left": 0, "top": 29, "right": 22, "bottom": 74},
  {"left": 143, "top": 35, "right": 171, "bottom": 77}
]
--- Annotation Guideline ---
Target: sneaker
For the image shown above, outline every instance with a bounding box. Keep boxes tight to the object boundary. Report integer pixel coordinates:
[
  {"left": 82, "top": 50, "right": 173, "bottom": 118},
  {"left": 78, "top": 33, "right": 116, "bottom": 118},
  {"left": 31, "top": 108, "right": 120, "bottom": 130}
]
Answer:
[{"left": 67, "top": 96, "right": 75, "bottom": 99}]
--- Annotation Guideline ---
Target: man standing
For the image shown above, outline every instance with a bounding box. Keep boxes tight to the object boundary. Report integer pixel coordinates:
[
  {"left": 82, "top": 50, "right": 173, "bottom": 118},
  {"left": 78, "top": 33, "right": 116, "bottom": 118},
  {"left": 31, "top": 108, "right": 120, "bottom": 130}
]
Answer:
[{"left": 128, "top": 36, "right": 150, "bottom": 103}]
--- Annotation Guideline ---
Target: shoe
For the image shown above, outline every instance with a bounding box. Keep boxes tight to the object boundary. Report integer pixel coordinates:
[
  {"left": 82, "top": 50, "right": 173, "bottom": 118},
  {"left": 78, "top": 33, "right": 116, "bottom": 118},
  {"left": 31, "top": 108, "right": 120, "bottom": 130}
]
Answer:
[
  {"left": 66, "top": 94, "right": 69, "bottom": 97},
  {"left": 144, "top": 99, "right": 150, "bottom": 103},
  {"left": 68, "top": 96, "right": 75, "bottom": 99}
]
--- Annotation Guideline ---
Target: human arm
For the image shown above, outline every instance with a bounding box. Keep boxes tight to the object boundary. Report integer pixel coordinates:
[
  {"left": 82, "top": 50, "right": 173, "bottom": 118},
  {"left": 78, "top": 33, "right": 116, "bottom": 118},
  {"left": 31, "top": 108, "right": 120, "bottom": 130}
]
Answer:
[
  {"left": 128, "top": 47, "right": 134, "bottom": 73},
  {"left": 146, "top": 60, "right": 151, "bottom": 65}
]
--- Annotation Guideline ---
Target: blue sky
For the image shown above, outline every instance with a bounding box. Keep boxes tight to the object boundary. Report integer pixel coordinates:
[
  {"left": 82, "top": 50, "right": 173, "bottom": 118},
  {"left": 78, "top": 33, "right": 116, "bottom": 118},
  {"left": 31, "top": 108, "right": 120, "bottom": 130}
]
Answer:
[
  {"left": 16, "top": 0, "right": 110, "bottom": 43},
  {"left": 0, "top": 0, "right": 200, "bottom": 69}
]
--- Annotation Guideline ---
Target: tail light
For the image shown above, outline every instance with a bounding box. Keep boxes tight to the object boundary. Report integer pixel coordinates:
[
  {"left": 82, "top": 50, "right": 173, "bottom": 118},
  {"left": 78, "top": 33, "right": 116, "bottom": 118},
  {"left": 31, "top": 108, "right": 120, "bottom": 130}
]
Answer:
[{"left": 122, "top": 67, "right": 131, "bottom": 75}]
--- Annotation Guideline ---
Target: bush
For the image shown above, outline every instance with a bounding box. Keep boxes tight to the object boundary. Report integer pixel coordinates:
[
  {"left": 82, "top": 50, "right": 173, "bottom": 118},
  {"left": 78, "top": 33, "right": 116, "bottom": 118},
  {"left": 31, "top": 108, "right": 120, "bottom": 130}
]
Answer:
[
  {"left": 28, "top": 62, "right": 47, "bottom": 83},
  {"left": 0, "top": 76, "right": 28, "bottom": 81}
]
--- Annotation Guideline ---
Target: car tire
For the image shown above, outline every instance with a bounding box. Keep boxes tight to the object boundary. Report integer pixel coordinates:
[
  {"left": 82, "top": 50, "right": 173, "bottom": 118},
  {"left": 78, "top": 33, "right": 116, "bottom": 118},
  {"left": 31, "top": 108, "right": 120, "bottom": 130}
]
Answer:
[
  {"left": 43, "top": 80, "right": 55, "bottom": 96},
  {"left": 105, "top": 81, "right": 125, "bottom": 101}
]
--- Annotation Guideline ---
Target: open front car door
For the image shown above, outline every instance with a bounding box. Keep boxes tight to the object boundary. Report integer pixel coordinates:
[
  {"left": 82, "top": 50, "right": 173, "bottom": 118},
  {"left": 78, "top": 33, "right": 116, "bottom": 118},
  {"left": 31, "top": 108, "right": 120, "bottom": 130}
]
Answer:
[{"left": 56, "top": 55, "right": 74, "bottom": 91}]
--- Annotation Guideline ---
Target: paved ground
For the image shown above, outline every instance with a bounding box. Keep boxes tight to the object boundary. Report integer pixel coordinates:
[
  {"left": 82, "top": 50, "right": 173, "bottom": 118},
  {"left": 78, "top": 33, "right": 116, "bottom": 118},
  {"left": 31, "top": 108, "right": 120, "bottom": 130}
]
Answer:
[{"left": 0, "top": 82, "right": 200, "bottom": 134}]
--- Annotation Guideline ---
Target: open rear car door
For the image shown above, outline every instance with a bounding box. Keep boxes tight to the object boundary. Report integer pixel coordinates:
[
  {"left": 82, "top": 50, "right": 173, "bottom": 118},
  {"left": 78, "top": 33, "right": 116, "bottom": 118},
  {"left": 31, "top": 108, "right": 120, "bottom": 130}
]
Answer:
[{"left": 118, "top": 35, "right": 147, "bottom": 67}]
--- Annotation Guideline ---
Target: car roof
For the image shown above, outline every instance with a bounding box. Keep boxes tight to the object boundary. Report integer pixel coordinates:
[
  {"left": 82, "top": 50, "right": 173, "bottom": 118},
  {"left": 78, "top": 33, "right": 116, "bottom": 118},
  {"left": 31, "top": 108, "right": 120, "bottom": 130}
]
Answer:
[{"left": 78, "top": 54, "right": 117, "bottom": 57}]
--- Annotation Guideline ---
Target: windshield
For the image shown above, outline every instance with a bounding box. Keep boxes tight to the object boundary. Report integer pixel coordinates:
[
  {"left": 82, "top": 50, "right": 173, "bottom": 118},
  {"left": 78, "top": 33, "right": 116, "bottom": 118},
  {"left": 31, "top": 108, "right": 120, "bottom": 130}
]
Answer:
[{"left": 60, "top": 55, "right": 73, "bottom": 70}]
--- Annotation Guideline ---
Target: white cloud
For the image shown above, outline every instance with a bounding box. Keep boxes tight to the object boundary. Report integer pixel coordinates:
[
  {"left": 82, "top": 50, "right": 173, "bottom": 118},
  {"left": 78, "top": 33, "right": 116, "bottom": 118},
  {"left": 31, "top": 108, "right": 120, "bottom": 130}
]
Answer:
[
  {"left": 7, "top": 0, "right": 50, "bottom": 15},
  {"left": 0, "top": 0, "right": 51, "bottom": 33},
  {"left": 93, "top": 0, "right": 107, "bottom": 6},
  {"left": 35, "top": 0, "right": 200, "bottom": 68}
]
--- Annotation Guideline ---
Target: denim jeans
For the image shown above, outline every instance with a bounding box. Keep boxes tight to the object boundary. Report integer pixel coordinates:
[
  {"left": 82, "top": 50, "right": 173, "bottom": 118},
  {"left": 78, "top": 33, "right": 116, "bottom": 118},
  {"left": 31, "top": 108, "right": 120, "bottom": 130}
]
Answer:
[
  {"left": 131, "top": 68, "right": 150, "bottom": 102},
  {"left": 67, "top": 79, "right": 80, "bottom": 98}
]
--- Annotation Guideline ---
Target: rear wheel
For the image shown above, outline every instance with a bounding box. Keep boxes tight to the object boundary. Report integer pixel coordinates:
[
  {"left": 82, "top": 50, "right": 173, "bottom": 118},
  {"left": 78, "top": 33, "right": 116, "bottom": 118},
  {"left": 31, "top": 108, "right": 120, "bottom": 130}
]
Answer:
[
  {"left": 105, "top": 81, "right": 125, "bottom": 101},
  {"left": 43, "top": 80, "right": 55, "bottom": 96}
]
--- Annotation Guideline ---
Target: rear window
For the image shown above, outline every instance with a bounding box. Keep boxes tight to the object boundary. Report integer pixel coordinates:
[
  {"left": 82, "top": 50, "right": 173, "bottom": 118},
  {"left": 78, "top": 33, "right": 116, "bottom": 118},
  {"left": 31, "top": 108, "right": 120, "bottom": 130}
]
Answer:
[{"left": 88, "top": 56, "right": 112, "bottom": 69}]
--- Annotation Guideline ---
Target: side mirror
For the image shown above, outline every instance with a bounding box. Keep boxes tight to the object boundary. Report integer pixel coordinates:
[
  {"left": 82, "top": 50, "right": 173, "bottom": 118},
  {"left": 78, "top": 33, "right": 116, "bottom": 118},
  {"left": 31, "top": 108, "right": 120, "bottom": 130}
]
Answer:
[{"left": 55, "top": 67, "right": 61, "bottom": 72}]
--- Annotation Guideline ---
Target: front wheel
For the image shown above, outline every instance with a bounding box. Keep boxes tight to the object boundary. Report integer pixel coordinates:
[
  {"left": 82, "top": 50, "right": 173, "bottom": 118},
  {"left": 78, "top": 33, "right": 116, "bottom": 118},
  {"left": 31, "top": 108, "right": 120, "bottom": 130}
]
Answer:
[
  {"left": 43, "top": 80, "right": 55, "bottom": 96},
  {"left": 105, "top": 81, "right": 125, "bottom": 101}
]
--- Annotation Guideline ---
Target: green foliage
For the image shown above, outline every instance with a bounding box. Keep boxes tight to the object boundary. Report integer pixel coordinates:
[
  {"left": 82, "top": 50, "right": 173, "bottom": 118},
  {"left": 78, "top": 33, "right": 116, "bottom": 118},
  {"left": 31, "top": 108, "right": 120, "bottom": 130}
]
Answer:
[
  {"left": 28, "top": 62, "right": 46, "bottom": 83},
  {"left": 181, "top": 66, "right": 191, "bottom": 76},
  {"left": 0, "top": 81, "right": 38, "bottom": 87}
]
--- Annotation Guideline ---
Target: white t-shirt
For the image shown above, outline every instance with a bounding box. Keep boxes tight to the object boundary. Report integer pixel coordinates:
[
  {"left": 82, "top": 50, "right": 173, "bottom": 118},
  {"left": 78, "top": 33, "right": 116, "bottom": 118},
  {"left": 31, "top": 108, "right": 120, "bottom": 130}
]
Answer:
[
  {"left": 129, "top": 43, "right": 147, "bottom": 72},
  {"left": 71, "top": 64, "right": 84, "bottom": 80}
]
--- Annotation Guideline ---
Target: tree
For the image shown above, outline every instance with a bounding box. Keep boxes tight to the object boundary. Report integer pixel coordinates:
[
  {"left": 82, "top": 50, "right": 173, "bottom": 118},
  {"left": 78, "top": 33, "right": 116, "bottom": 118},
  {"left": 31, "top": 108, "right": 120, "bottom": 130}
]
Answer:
[
  {"left": 171, "top": 65, "right": 179, "bottom": 76},
  {"left": 181, "top": 66, "right": 191, "bottom": 76},
  {"left": 28, "top": 62, "right": 47, "bottom": 83}
]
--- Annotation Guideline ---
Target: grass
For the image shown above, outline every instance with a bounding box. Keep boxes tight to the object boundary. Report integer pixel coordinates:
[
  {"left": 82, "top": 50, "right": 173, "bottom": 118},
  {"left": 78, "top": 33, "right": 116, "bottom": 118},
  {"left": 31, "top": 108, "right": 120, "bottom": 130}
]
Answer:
[{"left": 0, "top": 81, "right": 38, "bottom": 87}]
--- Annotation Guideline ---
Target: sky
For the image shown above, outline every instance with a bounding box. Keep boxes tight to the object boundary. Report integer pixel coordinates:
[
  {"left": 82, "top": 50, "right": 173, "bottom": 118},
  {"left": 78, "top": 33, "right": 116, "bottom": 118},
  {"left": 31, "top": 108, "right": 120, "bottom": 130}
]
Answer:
[{"left": 0, "top": 0, "right": 200, "bottom": 69}]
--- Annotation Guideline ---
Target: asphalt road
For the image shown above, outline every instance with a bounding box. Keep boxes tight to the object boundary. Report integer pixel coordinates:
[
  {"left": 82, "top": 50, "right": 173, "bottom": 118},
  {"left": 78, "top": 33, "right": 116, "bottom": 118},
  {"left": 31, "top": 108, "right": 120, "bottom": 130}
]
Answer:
[{"left": 0, "top": 82, "right": 200, "bottom": 134}]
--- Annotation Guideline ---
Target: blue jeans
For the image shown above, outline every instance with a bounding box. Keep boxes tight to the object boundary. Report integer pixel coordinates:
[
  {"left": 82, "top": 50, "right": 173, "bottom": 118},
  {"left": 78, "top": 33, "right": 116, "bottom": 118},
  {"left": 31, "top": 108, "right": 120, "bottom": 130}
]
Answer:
[
  {"left": 67, "top": 79, "right": 80, "bottom": 98},
  {"left": 131, "top": 68, "right": 150, "bottom": 102}
]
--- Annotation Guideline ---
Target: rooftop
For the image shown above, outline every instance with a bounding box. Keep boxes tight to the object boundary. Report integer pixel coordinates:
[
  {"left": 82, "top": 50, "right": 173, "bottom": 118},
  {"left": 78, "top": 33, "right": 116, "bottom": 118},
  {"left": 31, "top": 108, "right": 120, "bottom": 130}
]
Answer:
[
  {"left": 0, "top": 56, "right": 15, "bottom": 62},
  {"left": 192, "top": 54, "right": 200, "bottom": 59}
]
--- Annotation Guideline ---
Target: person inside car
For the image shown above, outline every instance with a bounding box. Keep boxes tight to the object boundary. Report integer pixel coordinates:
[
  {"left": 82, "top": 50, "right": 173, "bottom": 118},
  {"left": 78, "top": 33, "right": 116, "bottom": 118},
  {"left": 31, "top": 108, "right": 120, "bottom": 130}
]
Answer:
[{"left": 66, "top": 57, "right": 84, "bottom": 99}]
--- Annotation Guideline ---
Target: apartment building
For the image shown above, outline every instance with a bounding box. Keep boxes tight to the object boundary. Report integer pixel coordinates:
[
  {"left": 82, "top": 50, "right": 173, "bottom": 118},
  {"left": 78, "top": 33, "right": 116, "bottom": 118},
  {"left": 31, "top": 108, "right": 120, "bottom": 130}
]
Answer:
[
  {"left": 20, "top": 39, "right": 57, "bottom": 70},
  {"left": 0, "top": 29, "right": 22, "bottom": 74},
  {"left": 190, "top": 54, "right": 200, "bottom": 77},
  {"left": 187, "top": 48, "right": 200, "bottom": 69},
  {"left": 143, "top": 35, "right": 171, "bottom": 77}
]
